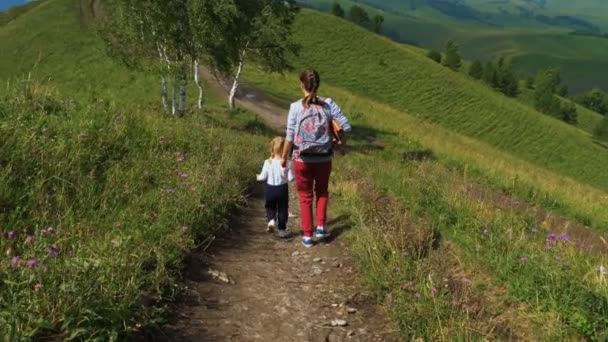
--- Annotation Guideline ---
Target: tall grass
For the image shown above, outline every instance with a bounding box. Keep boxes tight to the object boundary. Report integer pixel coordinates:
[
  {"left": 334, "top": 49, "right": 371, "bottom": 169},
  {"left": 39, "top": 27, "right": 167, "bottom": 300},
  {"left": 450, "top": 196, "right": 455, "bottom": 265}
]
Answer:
[{"left": 0, "top": 80, "right": 266, "bottom": 339}]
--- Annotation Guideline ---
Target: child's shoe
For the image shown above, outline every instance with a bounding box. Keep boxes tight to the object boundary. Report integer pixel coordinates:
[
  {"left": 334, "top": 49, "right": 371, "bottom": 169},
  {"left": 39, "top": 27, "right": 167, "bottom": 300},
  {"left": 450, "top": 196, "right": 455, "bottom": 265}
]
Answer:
[
  {"left": 277, "top": 229, "right": 290, "bottom": 239},
  {"left": 315, "top": 226, "right": 331, "bottom": 238},
  {"left": 302, "top": 236, "right": 314, "bottom": 248},
  {"left": 267, "top": 219, "right": 276, "bottom": 233}
]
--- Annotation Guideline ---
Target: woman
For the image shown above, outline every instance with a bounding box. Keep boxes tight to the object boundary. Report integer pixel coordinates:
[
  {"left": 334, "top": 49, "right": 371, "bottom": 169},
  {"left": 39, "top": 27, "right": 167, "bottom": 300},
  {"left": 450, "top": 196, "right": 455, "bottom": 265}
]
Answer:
[{"left": 281, "top": 69, "right": 351, "bottom": 247}]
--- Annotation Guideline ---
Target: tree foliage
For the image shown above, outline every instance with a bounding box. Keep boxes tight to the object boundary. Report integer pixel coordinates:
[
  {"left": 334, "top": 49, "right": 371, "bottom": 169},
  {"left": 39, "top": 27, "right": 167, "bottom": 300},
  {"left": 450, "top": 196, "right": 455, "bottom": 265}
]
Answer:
[
  {"left": 442, "top": 40, "right": 461, "bottom": 71},
  {"left": 595, "top": 115, "right": 608, "bottom": 142},
  {"left": 426, "top": 50, "right": 441, "bottom": 64},
  {"left": 479, "top": 57, "right": 518, "bottom": 97},
  {"left": 349, "top": 5, "right": 370, "bottom": 27},
  {"left": 533, "top": 67, "right": 577, "bottom": 124},
  {"left": 468, "top": 60, "right": 483, "bottom": 79},
  {"left": 331, "top": 2, "right": 345, "bottom": 18},
  {"left": 372, "top": 14, "right": 384, "bottom": 33},
  {"left": 577, "top": 88, "right": 608, "bottom": 115}
]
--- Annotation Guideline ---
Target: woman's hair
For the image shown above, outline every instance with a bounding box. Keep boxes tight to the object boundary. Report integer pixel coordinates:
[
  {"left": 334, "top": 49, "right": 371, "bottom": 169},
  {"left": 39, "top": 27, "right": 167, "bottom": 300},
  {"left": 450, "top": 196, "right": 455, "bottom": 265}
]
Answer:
[
  {"left": 300, "top": 68, "right": 322, "bottom": 108},
  {"left": 269, "top": 136, "right": 285, "bottom": 159}
]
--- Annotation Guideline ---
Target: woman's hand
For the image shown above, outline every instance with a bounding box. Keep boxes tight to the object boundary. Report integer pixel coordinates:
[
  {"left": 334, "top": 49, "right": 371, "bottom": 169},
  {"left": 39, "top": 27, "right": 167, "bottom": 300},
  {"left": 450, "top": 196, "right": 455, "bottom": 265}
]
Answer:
[{"left": 281, "top": 157, "right": 288, "bottom": 168}]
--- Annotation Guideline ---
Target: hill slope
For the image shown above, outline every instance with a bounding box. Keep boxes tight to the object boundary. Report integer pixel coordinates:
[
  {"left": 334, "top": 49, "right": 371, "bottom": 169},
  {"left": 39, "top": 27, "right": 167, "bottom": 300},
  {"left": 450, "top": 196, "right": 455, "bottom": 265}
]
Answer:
[
  {"left": 278, "top": 9, "right": 608, "bottom": 192},
  {"left": 299, "top": 0, "right": 608, "bottom": 92}
]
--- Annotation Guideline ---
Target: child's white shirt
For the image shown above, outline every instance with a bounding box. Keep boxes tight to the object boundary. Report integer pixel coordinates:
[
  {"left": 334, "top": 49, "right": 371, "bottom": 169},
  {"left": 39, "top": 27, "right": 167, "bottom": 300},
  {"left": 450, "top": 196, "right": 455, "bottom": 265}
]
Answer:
[{"left": 256, "top": 159, "right": 295, "bottom": 186}]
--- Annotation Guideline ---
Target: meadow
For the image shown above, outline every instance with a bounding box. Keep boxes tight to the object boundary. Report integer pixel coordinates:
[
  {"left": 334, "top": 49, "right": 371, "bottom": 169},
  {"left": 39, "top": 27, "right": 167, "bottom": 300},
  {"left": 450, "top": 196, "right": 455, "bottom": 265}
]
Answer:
[
  {"left": 249, "top": 9, "right": 608, "bottom": 194},
  {"left": 0, "top": 0, "right": 268, "bottom": 338},
  {"left": 2, "top": 0, "right": 608, "bottom": 339},
  {"left": 299, "top": 0, "right": 608, "bottom": 93},
  {"left": 242, "top": 9, "right": 608, "bottom": 339}
]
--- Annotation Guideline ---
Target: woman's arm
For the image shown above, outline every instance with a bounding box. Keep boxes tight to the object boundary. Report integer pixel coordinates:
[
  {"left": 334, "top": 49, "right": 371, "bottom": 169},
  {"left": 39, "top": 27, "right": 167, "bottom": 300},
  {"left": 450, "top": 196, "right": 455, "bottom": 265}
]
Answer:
[
  {"left": 327, "top": 98, "right": 352, "bottom": 132},
  {"left": 281, "top": 141, "right": 294, "bottom": 168}
]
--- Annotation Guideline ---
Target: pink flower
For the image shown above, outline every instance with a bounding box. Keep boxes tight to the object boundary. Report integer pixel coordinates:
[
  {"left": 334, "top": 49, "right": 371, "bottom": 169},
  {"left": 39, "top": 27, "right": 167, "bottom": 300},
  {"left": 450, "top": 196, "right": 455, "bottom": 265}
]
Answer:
[
  {"left": 27, "top": 259, "right": 37, "bottom": 268},
  {"left": 7, "top": 231, "right": 16, "bottom": 240},
  {"left": 520, "top": 256, "right": 528, "bottom": 263},
  {"left": 25, "top": 235, "right": 35, "bottom": 245},
  {"left": 180, "top": 173, "right": 189, "bottom": 178},
  {"left": 431, "top": 287, "right": 438, "bottom": 296},
  {"left": 11, "top": 256, "right": 20, "bottom": 267},
  {"left": 115, "top": 223, "right": 122, "bottom": 229},
  {"left": 414, "top": 292, "right": 421, "bottom": 299}
]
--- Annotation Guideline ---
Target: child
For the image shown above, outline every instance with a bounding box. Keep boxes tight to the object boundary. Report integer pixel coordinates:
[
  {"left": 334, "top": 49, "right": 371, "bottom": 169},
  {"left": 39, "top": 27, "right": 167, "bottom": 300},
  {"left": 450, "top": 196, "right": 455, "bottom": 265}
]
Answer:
[{"left": 257, "top": 137, "right": 295, "bottom": 238}]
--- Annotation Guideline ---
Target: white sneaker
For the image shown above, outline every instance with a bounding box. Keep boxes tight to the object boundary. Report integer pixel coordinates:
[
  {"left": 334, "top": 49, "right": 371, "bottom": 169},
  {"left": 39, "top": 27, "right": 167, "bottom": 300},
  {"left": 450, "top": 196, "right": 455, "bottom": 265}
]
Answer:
[{"left": 267, "top": 219, "right": 276, "bottom": 232}]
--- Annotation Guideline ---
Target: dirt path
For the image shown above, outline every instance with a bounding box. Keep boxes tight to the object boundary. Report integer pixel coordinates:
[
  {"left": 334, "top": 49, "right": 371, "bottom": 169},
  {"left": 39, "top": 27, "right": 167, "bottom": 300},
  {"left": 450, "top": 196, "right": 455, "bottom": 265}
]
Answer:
[{"left": 145, "top": 72, "right": 399, "bottom": 341}]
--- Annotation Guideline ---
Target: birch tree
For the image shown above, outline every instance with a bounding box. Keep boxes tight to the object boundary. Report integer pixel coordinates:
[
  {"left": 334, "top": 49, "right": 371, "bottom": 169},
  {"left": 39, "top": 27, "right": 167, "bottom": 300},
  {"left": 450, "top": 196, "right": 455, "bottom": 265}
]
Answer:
[{"left": 227, "top": 0, "right": 299, "bottom": 110}]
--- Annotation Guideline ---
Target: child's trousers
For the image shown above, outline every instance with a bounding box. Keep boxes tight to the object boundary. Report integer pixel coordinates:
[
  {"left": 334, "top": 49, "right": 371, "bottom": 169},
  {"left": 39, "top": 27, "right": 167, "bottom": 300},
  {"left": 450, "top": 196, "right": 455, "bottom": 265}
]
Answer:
[{"left": 264, "top": 183, "right": 289, "bottom": 230}]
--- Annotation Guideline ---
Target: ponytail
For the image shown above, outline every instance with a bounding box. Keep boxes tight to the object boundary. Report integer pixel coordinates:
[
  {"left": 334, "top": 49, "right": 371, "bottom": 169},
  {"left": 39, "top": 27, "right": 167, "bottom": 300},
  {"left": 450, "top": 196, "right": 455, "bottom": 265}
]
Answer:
[{"left": 300, "top": 69, "right": 321, "bottom": 108}]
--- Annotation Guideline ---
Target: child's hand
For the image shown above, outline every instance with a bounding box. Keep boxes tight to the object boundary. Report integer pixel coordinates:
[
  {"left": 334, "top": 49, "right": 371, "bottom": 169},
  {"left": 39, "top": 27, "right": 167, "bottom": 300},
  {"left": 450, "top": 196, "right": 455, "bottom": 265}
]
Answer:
[{"left": 281, "top": 158, "right": 288, "bottom": 168}]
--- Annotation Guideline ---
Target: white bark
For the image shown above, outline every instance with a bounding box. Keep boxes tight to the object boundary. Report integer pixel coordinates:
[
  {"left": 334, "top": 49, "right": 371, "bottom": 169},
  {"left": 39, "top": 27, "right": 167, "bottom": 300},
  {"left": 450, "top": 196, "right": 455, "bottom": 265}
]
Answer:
[
  {"left": 229, "top": 45, "right": 248, "bottom": 111},
  {"left": 171, "top": 77, "right": 177, "bottom": 116},
  {"left": 193, "top": 59, "right": 203, "bottom": 110},
  {"left": 161, "top": 77, "right": 168, "bottom": 112},
  {"left": 229, "top": 60, "right": 244, "bottom": 111},
  {"left": 178, "top": 77, "right": 186, "bottom": 115}
]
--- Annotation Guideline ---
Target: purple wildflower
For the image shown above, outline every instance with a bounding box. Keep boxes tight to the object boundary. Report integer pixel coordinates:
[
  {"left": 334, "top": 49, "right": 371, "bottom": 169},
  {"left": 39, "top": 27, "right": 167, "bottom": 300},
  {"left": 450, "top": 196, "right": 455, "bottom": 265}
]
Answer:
[
  {"left": 46, "top": 227, "right": 55, "bottom": 234},
  {"left": 180, "top": 173, "right": 189, "bottom": 178},
  {"left": 560, "top": 233, "right": 569, "bottom": 242},
  {"left": 531, "top": 228, "right": 538, "bottom": 234},
  {"left": 7, "top": 231, "right": 16, "bottom": 240},
  {"left": 27, "top": 259, "right": 37, "bottom": 268},
  {"left": 414, "top": 292, "right": 421, "bottom": 299},
  {"left": 547, "top": 233, "right": 557, "bottom": 241},
  {"left": 48, "top": 244, "right": 59, "bottom": 256},
  {"left": 431, "top": 287, "right": 438, "bottom": 296},
  {"left": 520, "top": 256, "right": 528, "bottom": 263},
  {"left": 11, "top": 256, "right": 20, "bottom": 267},
  {"left": 25, "top": 235, "right": 35, "bottom": 245}
]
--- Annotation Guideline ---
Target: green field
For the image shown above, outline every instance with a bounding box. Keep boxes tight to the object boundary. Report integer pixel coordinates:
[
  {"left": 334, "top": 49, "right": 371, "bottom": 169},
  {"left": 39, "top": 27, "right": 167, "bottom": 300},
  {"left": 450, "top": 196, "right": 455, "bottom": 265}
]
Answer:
[
  {"left": 2, "top": 0, "right": 608, "bottom": 340},
  {"left": 249, "top": 9, "right": 608, "bottom": 193},
  {"left": 242, "top": 8, "right": 608, "bottom": 339},
  {"left": 0, "top": 0, "right": 267, "bottom": 338},
  {"left": 299, "top": 0, "right": 608, "bottom": 93}
]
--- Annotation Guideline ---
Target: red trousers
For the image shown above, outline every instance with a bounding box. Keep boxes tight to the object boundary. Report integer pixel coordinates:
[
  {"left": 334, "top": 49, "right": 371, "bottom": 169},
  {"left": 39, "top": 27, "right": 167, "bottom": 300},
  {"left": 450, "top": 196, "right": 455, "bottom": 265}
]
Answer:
[{"left": 294, "top": 160, "right": 332, "bottom": 237}]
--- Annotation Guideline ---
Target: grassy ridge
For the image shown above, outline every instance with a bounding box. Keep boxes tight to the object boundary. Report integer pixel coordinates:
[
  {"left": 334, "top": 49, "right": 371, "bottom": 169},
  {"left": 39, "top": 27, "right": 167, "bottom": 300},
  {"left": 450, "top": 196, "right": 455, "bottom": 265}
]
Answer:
[
  {"left": 299, "top": 0, "right": 608, "bottom": 93},
  {"left": 0, "top": 0, "right": 159, "bottom": 104},
  {"left": 281, "top": 10, "right": 608, "bottom": 192},
  {"left": 0, "top": 0, "right": 268, "bottom": 338}
]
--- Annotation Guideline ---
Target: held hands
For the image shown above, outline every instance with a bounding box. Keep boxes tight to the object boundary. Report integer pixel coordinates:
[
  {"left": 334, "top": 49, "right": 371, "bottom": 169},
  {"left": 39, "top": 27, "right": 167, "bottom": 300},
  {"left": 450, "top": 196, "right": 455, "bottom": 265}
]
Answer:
[{"left": 281, "top": 157, "right": 288, "bottom": 168}]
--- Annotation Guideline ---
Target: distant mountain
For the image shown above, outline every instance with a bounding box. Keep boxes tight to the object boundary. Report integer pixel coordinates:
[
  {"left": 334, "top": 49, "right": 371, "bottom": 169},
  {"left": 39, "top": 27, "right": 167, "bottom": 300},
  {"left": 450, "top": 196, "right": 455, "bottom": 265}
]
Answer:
[{"left": 0, "top": 0, "right": 31, "bottom": 12}]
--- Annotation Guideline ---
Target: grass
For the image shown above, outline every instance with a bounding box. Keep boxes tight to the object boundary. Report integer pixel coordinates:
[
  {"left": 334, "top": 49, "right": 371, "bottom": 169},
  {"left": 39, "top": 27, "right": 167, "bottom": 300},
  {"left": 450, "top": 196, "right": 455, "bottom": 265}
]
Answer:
[
  {"left": 249, "top": 9, "right": 608, "bottom": 194},
  {"left": 300, "top": 0, "right": 608, "bottom": 93},
  {"left": 242, "top": 9, "right": 608, "bottom": 339},
  {"left": 0, "top": 0, "right": 269, "bottom": 339}
]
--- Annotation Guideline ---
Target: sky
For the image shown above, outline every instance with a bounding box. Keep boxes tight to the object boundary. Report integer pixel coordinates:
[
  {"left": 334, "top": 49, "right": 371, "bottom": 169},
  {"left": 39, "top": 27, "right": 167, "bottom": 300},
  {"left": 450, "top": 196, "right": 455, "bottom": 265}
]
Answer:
[{"left": 0, "top": 0, "right": 31, "bottom": 12}]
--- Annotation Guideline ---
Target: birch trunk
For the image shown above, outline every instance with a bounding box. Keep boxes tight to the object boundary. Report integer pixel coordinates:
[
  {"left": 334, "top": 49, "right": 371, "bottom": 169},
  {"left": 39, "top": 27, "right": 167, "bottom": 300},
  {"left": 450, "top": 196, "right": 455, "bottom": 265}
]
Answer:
[
  {"left": 229, "top": 60, "right": 244, "bottom": 111},
  {"left": 161, "top": 77, "right": 169, "bottom": 112},
  {"left": 229, "top": 45, "right": 248, "bottom": 111},
  {"left": 171, "top": 77, "right": 177, "bottom": 116},
  {"left": 193, "top": 59, "right": 203, "bottom": 110},
  {"left": 178, "top": 77, "right": 186, "bottom": 116}
]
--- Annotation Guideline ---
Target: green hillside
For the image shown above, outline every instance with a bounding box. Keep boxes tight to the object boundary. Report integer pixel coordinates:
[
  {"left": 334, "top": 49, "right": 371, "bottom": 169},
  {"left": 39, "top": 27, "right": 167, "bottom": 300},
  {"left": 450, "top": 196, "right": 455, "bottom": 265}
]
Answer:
[
  {"left": 2, "top": 0, "right": 608, "bottom": 340},
  {"left": 300, "top": 0, "right": 608, "bottom": 93},
  {"left": 242, "top": 9, "right": 608, "bottom": 339},
  {"left": 0, "top": 0, "right": 266, "bottom": 338},
  {"left": 267, "top": 9, "right": 608, "bottom": 192}
]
